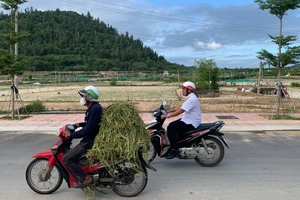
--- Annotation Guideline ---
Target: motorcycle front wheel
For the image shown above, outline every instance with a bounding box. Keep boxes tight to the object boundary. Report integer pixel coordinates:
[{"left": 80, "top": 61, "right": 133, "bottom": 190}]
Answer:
[
  {"left": 26, "top": 158, "right": 63, "bottom": 194},
  {"left": 194, "top": 136, "right": 225, "bottom": 167},
  {"left": 112, "top": 165, "right": 148, "bottom": 197}
]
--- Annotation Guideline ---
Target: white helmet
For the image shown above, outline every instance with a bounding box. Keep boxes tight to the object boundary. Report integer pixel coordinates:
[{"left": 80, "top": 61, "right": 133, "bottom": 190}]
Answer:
[
  {"left": 181, "top": 81, "right": 196, "bottom": 92},
  {"left": 78, "top": 85, "right": 100, "bottom": 102}
]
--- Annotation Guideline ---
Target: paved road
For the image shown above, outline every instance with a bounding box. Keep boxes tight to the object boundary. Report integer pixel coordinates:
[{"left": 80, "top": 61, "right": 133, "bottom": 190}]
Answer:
[{"left": 1, "top": 131, "right": 300, "bottom": 200}]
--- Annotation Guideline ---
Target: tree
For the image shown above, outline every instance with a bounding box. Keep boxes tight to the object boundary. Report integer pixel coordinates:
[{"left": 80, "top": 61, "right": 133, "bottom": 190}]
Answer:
[
  {"left": 1, "top": 0, "right": 28, "bottom": 54},
  {"left": 0, "top": 0, "right": 28, "bottom": 118},
  {"left": 255, "top": 0, "right": 300, "bottom": 117},
  {"left": 255, "top": 0, "right": 300, "bottom": 82},
  {"left": 194, "top": 58, "right": 219, "bottom": 90}
]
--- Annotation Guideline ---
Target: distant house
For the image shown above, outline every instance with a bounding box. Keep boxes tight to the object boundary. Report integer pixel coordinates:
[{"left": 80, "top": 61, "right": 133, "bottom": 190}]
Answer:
[{"left": 162, "top": 71, "right": 169, "bottom": 77}]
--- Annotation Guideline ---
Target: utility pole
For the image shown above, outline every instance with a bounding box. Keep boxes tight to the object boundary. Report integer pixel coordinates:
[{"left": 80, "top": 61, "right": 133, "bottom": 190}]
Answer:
[
  {"left": 257, "top": 62, "right": 263, "bottom": 94},
  {"left": 177, "top": 69, "right": 180, "bottom": 87}
]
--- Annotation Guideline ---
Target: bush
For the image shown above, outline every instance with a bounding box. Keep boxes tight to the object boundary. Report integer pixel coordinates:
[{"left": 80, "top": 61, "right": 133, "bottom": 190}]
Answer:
[
  {"left": 291, "top": 82, "right": 300, "bottom": 87},
  {"left": 24, "top": 100, "right": 46, "bottom": 113},
  {"left": 110, "top": 79, "right": 117, "bottom": 86}
]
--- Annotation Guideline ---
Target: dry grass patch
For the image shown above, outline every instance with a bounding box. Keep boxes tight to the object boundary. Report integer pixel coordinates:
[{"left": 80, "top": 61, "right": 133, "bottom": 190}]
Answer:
[{"left": 0, "top": 83, "right": 299, "bottom": 114}]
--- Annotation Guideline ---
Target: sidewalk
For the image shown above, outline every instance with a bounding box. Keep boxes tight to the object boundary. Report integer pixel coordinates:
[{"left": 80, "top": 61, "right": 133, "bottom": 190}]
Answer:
[{"left": 0, "top": 113, "right": 300, "bottom": 132}]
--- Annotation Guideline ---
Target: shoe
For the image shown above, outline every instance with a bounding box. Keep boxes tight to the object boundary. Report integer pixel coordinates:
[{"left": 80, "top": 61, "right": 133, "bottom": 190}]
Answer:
[
  {"left": 73, "top": 175, "right": 93, "bottom": 188},
  {"left": 165, "top": 149, "right": 178, "bottom": 159}
]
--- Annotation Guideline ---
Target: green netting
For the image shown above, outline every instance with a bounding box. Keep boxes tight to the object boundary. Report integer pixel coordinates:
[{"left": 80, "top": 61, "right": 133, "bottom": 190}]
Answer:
[{"left": 225, "top": 79, "right": 257, "bottom": 83}]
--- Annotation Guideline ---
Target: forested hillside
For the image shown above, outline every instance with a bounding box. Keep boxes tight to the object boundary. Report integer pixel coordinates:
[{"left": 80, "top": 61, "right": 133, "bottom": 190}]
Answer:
[{"left": 0, "top": 8, "right": 185, "bottom": 72}]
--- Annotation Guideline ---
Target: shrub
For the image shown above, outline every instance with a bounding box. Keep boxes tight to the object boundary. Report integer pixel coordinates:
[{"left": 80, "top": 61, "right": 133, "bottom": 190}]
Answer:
[
  {"left": 110, "top": 79, "right": 117, "bottom": 86},
  {"left": 24, "top": 100, "right": 46, "bottom": 113},
  {"left": 291, "top": 82, "right": 300, "bottom": 87}
]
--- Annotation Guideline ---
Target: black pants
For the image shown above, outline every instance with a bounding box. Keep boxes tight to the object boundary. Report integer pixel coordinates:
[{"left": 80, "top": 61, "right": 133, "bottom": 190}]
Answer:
[
  {"left": 167, "top": 119, "right": 195, "bottom": 149},
  {"left": 62, "top": 141, "right": 92, "bottom": 182}
]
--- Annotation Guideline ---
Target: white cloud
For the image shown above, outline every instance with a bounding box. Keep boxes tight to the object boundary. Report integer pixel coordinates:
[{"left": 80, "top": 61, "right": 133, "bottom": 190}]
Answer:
[
  {"left": 195, "top": 41, "right": 222, "bottom": 50},
  {"left": 196, "top": 41, "right": 205, "bottom": 48},
  {"left": 207, "top": 41, "right": 222, "bottom": 50}
]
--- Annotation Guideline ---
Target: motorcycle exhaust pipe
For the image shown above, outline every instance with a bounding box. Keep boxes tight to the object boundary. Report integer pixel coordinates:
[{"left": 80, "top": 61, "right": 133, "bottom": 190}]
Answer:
[{"left": 178, "top": 147, "right": 207, "bottom": 159}]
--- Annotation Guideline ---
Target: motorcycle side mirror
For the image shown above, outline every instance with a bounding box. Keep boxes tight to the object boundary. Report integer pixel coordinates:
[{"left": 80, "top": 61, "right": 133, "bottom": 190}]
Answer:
[{"left": 162, "top": 100, "right": 167, "bottom": 106}]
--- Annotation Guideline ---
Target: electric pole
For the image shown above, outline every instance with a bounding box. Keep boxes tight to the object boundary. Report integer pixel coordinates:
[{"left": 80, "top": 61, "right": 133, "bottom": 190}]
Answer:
[{"left": 257, "top": 62, "right": 263, "bottom": 94}]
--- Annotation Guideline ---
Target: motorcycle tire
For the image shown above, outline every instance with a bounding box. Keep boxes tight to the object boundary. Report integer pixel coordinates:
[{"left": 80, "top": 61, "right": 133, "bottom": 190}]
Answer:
[
  {"left": 26, "top": 158, "right": 63, "bottom": 194},
  {"left": 148, "top": 144, "right": 157, "bottom": 162},
  {"left": 194, "top": 136, "right": 225, "bottom": 167},
  {"left": 112, "top": 165, "right": 148, "bottom": 197}
]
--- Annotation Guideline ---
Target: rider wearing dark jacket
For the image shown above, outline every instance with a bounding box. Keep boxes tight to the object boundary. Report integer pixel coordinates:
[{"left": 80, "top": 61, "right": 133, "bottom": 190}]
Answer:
[
  {"left": 62, "top": 85, "right": 103, "bottom": 188},
  {"left": 71, "top": 103, "right": 102, "bottom": 143}
]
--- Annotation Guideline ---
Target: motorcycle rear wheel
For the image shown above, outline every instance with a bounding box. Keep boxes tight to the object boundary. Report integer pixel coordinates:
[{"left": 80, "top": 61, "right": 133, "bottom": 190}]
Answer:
[
  {"left": 112, "top": 165, "right": 148, "bottom": 197},
  {"left": 194, "top": 136, "right": 225, "bottom": 167},
  {"left": 26, "top": 158, "right": 63, "bottom": 194}
]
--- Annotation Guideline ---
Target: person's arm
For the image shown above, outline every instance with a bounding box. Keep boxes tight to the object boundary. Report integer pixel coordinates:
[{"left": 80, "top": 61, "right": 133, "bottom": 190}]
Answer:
[
  {"left": 162, "top": 106, "right": 184, "bottom": 119},
  {"left": 71, "top": 106, "right": 102, "bottom": 139},
  {"left": 64, "top": 122, "right": 86, "bottom": 138},
  {"left": 74, "top": 122, "right": 86, "bottom": 129},
  {"left": 167, "top": 106, "right": 180, "bottom": 113}
]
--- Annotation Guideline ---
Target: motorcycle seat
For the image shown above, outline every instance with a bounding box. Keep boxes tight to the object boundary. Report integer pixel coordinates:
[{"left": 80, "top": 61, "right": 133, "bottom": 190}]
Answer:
[{"left": 184, "top": 121, "right": 223, "bottom": 135}]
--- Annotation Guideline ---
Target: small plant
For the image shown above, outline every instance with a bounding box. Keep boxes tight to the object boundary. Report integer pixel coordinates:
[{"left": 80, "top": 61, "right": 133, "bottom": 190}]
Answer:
[
  {"left": 24, "top": 100, "right": 46, "bottom": 113},
  {"left": 110, "top": 79, "right": 117, "bottom": 86},
  {"left": 291, "top": 82, "right": 300, "bottom": 87},
  {"left": 0, "top": 110, "right": 8, "bottom": 114}
]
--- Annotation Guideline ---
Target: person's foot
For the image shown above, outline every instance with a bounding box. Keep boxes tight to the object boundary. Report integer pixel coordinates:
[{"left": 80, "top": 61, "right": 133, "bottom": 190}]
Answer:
[
  {"left": 73, "top": 176, "right": 93, "bottom": 188},
  {"left": 165, "top": 149, "right": 178, "bottom": 159}
]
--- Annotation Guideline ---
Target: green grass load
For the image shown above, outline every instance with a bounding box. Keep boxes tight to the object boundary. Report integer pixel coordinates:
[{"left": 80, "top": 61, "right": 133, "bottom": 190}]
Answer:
[{"left": 87, "top": 102, "right": 150, "bottom": 175}]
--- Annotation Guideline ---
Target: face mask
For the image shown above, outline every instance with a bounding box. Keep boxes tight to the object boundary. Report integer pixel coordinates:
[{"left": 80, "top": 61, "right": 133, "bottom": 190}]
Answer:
[{"left": 80, "top": 97, "right": 86, "bottom": 106}]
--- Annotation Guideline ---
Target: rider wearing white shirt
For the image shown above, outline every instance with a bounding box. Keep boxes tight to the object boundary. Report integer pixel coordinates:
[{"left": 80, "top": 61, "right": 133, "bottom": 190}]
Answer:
[
  {"left": 161, "top": 81, "right": 202, "bottom": 159},
  {"left": 181, "top": 92, "right": 202, "bottom": 128}
]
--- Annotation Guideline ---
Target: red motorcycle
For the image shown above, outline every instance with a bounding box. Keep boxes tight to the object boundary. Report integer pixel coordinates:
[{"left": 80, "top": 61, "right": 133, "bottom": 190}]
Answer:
[
  {"left": 147, "top": 101, "right": 229, "bottom": 167},
  {"left": 25, "top": 124, "right": 156, "bottom": 197}
]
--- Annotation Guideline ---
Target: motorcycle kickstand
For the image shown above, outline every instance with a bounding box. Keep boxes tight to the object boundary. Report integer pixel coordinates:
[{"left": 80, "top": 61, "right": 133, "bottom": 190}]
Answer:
[{"left": 201, "top": 138, "right": 210, "bottom": 154}]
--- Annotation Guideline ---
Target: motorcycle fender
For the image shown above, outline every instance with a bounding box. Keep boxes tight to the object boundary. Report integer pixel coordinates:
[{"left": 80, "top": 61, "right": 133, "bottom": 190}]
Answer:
[
  {"left": 210, "top": 132, "right": 230, "bottom": 149},
  {"left": 151, "top": 134, "right": 163, "bottom": 154},
  {"left": 32, "top": 150, "right": 57, "bottom": 166},
  {"left": 138, "top": 148, "right": 157, "bottom": 172}
]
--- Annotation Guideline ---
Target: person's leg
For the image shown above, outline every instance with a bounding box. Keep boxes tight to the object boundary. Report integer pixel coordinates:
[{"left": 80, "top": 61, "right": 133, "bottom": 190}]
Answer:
[
  {"left": 166, "top": 120, "right": 195, "bottom": 159},
  {"left": 176, "top": 123, "right": 195, "bottom": 140},
  {"left": 167, "top": 119, "right": 182, "bottom": 149},
  {"left": 62, "top": 142, "right": 88, "bottom": 183}
]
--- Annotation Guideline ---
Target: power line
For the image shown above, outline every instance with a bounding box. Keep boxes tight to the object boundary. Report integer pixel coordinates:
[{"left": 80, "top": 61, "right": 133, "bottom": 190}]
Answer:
[
  {"left": 56, "top": 0, "right": 300, "bottom": 51},
  {"left": 59, "top": 0, "right": 288, "bottom": 35}
]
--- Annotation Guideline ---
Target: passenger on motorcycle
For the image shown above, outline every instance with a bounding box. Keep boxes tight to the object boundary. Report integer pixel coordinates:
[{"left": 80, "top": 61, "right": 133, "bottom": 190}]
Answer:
[
  {"left": 161, "top": 81, "right": 202, "bottom": 159},
  {"left": 62, "top": 85, "right": 103, "bottom": 188}
]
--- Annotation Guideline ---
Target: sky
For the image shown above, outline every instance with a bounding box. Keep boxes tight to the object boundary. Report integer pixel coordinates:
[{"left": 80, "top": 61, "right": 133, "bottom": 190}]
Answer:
[{"left": 1, "top": 0, "right": 300, "bottom": 68}]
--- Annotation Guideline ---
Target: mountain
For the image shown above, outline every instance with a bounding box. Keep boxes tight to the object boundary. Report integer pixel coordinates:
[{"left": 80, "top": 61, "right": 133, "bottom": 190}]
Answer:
[{"left": 0, "top": 8, "right": 186, "bottom": 72}]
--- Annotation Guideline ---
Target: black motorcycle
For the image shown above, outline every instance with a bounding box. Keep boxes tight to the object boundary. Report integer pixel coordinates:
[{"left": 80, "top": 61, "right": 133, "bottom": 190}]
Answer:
[{"left": 146, "top": 101, "right": 229, "bottom": 167}]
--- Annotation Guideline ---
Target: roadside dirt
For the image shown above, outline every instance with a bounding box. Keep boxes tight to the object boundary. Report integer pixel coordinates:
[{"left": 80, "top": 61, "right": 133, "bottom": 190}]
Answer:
[{"left": 0, "top": 84, "right": 299, "bottom": 114}]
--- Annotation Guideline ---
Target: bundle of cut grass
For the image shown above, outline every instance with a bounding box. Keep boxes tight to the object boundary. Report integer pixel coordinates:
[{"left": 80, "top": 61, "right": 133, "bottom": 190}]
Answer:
[{"left": 87, "top": 102, "right": 150, "bottom": 175}]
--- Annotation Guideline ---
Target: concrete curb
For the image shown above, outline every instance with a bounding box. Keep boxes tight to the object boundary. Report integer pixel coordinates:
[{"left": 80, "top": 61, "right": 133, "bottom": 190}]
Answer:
[
  {"left": 222, "top": 126, "right": 300, "bottom": 132},
  {"left": 1, "top": 125, "right": 300, "bottom": 132}
]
